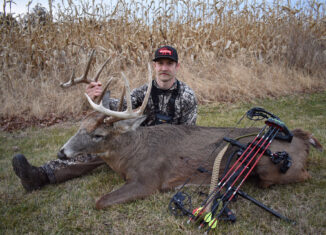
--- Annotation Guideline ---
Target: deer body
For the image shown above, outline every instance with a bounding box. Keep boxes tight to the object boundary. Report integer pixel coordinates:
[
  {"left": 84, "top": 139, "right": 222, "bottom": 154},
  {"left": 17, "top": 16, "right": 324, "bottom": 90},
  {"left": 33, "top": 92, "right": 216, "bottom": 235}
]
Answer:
[{"left": 59, "top": 112, "right": 321, "bottom": 209}]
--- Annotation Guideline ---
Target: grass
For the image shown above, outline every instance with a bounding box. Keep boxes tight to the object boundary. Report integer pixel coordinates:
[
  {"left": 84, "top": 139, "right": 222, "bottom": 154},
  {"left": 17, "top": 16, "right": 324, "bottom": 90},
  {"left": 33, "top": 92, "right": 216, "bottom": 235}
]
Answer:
[
  {"left": 1, "top": 0, "right": 325, "bottom": 119},
  {"left": 1, "top": 92, "right": 325, "bottom": 234}
]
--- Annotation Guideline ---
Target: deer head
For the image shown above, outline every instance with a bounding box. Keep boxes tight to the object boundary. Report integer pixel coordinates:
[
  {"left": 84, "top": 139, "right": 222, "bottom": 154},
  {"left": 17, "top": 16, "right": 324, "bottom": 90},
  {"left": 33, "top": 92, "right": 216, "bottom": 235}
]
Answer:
[{"left": 57, "top": 50, "right": 152, "bottom": 159}]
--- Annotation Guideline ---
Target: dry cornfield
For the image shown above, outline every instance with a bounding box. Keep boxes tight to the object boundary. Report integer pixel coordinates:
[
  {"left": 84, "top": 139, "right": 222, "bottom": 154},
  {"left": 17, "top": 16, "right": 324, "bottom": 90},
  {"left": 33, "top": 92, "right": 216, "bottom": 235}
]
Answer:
[{"left": 0, "top": 0, "right": 325, "bottom": 120}]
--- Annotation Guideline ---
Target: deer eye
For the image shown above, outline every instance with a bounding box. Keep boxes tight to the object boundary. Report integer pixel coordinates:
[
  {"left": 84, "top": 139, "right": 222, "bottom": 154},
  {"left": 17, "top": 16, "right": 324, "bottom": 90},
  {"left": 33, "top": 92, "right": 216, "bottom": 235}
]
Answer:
[{"left": 92, "top": 135, "right": 104, "bottom": 142}]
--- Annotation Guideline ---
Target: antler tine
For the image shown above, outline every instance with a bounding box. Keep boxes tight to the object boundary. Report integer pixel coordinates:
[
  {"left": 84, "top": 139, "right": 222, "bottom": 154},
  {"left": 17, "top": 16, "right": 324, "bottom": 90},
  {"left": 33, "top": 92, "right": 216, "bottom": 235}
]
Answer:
[
  {"left": 82, "top": 49, "right": 96, "bottom": 82},
  {"left": 118, "top": 86, "right": 126, "bottom": 112},
  {"left": 136, "top": 63, "right": 152, "bottom": 115},
  {"left": 97, "top": 78, "right": 125, "bottom": 111},
  {"left": 93, "top": 57, "right": 111, "bottom": 82},
  {"left": 60, "top": 69, "right": 76, "bottom": 88},
  {"left": 121, "top": 72, "right": 133, "bottom": 114},
  {"left": 60, "top": 49, "right": 96, "bottom": 88},
  {"left": 95, "top": 77, "right": 114, "bottom": 104}
]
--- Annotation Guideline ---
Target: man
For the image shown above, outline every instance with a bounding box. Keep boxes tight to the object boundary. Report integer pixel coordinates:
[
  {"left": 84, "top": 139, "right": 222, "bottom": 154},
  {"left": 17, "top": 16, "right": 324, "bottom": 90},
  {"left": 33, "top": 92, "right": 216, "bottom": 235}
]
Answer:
[{"left": 12, "top": 45, "right": 198, "bottom": 191}]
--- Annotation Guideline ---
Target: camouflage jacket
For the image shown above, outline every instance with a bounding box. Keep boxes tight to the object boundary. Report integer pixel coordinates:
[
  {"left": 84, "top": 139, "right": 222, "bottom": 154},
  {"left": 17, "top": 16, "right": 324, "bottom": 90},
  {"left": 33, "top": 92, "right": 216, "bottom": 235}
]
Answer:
[{"left": 103, "top": 79, "right": 197, "bottom": 126}]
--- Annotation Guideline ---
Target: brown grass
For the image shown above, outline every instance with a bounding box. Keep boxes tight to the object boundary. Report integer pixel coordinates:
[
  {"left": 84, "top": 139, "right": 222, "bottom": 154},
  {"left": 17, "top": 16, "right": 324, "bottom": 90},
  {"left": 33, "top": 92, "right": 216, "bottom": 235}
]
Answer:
[{"left": 0, "top": 0, "right": 325, "bottom": 120}]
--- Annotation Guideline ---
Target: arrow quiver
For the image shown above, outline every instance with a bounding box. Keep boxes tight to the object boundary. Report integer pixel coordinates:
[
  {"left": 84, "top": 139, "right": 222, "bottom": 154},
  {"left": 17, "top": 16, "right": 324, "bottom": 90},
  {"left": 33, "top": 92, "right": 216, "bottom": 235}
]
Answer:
[{"left": 168, "top": 107, "right": 296, "bottom": 232}]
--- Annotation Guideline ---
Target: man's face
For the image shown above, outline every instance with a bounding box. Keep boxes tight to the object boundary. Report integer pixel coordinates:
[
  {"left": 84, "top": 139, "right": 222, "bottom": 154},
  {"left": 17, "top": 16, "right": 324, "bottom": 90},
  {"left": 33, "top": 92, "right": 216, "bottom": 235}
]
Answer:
[{"left": 153, "top": 58, "right": 180, "bottom": 84}]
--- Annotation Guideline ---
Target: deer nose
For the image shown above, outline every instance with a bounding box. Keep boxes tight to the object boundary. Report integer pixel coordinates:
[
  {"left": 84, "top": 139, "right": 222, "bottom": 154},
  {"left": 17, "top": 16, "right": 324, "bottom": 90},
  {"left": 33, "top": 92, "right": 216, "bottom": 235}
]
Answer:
[{"left": 57, "top": 149, "right": 68, "bottom": 160}]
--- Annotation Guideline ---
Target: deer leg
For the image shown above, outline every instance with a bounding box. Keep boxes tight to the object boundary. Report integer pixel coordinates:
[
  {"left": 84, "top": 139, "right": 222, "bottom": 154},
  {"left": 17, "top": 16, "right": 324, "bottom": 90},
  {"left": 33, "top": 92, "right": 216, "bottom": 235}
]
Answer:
[{"left": 95, "top": 181, "right": 156, "bottom": 209}]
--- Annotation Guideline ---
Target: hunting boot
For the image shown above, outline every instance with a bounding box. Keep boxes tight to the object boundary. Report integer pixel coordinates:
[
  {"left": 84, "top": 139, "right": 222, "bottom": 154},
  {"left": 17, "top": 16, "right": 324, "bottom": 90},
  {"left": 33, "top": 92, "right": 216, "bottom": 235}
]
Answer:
[{"left": 12, "top": 154, "right": 50, "bottom": 191}]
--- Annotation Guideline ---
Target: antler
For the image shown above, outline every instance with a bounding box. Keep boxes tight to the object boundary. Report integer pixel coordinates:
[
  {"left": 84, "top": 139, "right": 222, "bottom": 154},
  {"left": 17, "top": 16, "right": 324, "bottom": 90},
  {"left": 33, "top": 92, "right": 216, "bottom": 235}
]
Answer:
[
  {"left": 85, "top": 63, "right": 153, "bottom": 119},
  {"left": 60, "top": 49, "right": 111, "bottom": 88}
]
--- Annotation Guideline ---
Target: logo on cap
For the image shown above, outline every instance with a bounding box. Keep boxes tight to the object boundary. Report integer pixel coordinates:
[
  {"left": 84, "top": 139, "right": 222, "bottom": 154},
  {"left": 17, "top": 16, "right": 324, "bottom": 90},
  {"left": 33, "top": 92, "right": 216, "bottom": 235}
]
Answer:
[
  {"left": 158, "top": 48, "right": 172, "bottom": 56},
  {"left": 153, "top": 46, "right": 178, "bottom": 62}
]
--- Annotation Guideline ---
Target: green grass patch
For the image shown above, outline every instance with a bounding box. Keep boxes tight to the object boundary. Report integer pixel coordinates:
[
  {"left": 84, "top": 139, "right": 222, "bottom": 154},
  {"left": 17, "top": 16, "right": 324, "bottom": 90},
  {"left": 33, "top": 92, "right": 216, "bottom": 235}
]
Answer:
[{"left": 1, "top": 92, "right": 325, "bottom": 234}]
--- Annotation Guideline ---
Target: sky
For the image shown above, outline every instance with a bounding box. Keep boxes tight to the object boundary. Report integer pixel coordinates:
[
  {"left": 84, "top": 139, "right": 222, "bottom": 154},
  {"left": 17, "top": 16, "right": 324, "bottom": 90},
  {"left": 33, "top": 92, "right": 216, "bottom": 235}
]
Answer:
[
  {"left": 7, "top": 0, "right": 325, "bottom": 17},
  {"left": 8, "top": 0, "right": 49, "bottom": 16},
  {"left": 8, "top": 0, "right": 124, "bottom": 17}
]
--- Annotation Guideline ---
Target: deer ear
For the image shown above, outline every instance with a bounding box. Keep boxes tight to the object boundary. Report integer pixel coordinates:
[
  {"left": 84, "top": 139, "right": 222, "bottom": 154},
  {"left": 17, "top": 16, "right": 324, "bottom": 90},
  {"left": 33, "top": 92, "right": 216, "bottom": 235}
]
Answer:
[{"left": 113, "top": 116, "right": 147, "bottom": 132}]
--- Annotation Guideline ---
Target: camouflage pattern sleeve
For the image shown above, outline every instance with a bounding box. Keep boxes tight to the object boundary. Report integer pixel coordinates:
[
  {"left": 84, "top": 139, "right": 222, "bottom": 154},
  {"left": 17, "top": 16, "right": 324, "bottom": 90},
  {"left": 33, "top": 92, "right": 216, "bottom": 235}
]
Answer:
[
  {"left": 41, "top": 153, "right": 102, "bottom": 183},
  {"left": 130, "top": 84, "right": 148, "bottom": 108},
  {"left": 179, "top": 82, "right": 198, "bottom": 125}
]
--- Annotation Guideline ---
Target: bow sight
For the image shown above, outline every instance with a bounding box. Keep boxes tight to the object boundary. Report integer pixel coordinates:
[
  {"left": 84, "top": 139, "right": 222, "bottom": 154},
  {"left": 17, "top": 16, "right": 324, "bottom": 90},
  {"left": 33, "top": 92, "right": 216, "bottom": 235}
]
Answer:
[{"left": 168, "top": 107, "right": 296, "bottom": 232}]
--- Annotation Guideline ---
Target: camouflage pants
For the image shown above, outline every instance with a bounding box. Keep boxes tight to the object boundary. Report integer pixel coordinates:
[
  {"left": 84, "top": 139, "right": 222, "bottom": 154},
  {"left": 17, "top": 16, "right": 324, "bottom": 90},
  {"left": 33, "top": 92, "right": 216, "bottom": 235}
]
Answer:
[{"left": 41, "top": 154, "right": 106, "bottom": 183}]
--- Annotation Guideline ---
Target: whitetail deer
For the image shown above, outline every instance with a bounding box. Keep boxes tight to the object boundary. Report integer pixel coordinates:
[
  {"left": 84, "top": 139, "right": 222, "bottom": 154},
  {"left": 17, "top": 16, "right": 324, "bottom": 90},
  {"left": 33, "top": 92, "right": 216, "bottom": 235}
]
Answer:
[{"left": 59, "top": 51, "right": 323, "bottom": 209}]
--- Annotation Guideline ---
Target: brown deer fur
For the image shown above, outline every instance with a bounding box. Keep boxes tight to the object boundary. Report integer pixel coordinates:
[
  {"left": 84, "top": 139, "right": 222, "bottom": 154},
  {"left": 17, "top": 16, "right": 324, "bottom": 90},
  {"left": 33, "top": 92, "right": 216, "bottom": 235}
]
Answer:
[{"left": 58, "top": 112, "right": 323, "bottom": 209}]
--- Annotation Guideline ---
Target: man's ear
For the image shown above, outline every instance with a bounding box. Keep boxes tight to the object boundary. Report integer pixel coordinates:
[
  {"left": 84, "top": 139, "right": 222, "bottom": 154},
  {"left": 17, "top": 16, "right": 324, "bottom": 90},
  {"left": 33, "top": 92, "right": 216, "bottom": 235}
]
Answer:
[
  {"left": 113, "top": 116, "right": 147, "bottom": 133},
  {"left": 176, "top": 62, "right": 180, "bottom": 71}
]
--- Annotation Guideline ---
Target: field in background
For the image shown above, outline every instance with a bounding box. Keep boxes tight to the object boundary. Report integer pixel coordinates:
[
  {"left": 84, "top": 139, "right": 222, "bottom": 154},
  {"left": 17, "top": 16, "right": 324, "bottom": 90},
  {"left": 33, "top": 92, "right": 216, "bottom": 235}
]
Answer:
[
  {"left": 0, "top": 0, "right": 325, "bottom": 121},
  {"left": 0, "top": 92, "right": 325, "bottom": 234}
]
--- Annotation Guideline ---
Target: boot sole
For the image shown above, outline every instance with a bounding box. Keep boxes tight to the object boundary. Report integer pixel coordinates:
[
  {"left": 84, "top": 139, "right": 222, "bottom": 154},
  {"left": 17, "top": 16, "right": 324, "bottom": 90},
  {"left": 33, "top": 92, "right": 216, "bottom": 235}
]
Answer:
[
  {"left": 12, "top": 154, "right": 39, "bottom": 191},
  {"left": 12, "top": 154, "right": 30, "bottom": 179}
]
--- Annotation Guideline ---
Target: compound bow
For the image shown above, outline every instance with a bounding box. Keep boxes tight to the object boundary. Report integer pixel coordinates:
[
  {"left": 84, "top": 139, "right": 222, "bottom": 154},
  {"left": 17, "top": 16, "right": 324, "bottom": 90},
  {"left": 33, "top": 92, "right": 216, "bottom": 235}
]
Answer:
[{"left": 168, "top": 107, "right": 296, "bottom": 233}]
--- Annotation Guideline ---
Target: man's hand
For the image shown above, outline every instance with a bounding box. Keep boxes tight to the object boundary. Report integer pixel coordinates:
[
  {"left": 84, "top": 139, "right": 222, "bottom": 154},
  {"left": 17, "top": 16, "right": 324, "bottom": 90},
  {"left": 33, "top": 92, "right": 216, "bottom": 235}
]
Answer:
[{"left": 86, "top": 81, "right": 103, "bottom": 100}]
